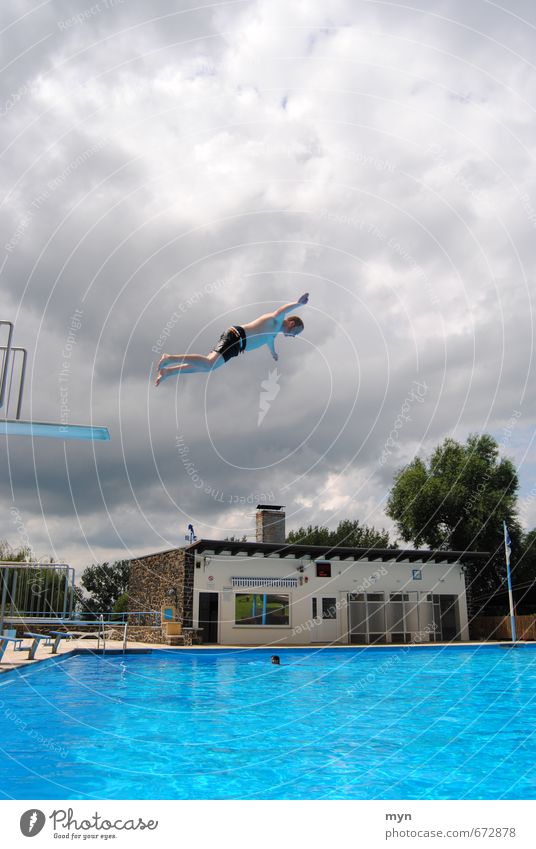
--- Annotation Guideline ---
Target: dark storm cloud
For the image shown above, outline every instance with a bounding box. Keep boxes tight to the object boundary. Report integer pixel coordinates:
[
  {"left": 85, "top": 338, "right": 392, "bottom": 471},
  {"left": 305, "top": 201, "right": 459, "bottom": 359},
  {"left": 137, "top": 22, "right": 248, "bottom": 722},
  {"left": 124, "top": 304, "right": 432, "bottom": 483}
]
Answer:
[{"left": 1, "top": 0, "right": 535, "bottom": 568}]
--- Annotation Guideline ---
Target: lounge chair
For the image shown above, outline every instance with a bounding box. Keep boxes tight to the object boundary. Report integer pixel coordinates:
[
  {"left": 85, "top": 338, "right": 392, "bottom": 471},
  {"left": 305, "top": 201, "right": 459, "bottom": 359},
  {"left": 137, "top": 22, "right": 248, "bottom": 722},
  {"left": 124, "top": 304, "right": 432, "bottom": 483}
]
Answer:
[
  {"left": 0, "top": 634, "right": 23, "bottom": 662},
  {"left": 23, "top": 632, "right": 52, "bottom": 660}
]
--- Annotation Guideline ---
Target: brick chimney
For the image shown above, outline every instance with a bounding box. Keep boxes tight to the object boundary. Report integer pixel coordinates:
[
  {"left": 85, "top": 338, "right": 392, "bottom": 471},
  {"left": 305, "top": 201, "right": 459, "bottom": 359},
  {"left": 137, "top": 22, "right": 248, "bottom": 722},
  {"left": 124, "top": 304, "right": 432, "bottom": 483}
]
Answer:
[{"left": 256, "top": 504, "right": 286, "bottom": 544}]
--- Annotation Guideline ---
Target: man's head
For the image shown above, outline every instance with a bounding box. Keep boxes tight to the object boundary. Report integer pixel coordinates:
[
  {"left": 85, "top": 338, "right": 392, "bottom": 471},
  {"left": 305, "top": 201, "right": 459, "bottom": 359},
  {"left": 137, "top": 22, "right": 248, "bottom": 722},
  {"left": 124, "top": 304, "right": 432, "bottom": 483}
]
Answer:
[{"left": 282, "top": 316, "right": 304, "bottom": 337}]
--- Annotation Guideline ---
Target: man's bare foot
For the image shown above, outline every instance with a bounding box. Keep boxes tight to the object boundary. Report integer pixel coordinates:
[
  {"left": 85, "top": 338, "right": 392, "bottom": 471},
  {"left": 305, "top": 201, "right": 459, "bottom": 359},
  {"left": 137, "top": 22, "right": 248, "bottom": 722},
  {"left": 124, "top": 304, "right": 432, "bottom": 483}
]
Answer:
[
  {"left": 155, "top": 368, "right": 171, "bottom": 387},
  {"left": 158, "top": 353, "right": 171, "bottom": 370}
]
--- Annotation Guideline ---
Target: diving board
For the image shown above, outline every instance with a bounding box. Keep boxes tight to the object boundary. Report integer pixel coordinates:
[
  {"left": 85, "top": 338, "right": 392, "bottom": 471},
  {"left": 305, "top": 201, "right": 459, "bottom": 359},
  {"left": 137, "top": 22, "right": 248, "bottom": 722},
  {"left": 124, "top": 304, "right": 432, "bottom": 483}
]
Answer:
[
  {"left": 0, "top": 419, "right": 110, "bottom": 441},
  {"left": 1, "top": 317, "right": 110, "bottom": 442}
]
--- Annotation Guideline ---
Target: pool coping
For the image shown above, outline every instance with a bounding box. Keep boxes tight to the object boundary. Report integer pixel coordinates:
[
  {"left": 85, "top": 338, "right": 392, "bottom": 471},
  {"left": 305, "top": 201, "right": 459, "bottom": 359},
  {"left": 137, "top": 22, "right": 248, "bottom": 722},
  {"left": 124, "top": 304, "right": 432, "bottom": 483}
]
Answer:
[{"left": 0, "top": 638, "right": 532, "bottom": 680}]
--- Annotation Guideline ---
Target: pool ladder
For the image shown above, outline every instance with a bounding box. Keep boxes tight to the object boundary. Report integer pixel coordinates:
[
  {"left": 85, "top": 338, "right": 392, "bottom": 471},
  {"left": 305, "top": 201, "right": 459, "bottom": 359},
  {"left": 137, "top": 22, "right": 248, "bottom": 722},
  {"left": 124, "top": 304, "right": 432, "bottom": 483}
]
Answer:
[{"left": 96, "top": 615, "right": 128, "bottom": 654}]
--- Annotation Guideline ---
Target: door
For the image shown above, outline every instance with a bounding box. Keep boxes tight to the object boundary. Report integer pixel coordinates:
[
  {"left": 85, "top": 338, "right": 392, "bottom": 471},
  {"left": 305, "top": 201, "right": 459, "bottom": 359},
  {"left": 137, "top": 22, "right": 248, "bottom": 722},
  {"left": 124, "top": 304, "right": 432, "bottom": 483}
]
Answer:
[
  {"left": 311, "top": 596, "right": 339, "bottom": 643},
  {"left": 439, "top": 595, "right": 460, "bottom": 641},
  {"left": 348, "top": 592, "right": 387, "bottom": 644},
  {"left": 198, "top": 592, "right": 219, "bottom": 643}
]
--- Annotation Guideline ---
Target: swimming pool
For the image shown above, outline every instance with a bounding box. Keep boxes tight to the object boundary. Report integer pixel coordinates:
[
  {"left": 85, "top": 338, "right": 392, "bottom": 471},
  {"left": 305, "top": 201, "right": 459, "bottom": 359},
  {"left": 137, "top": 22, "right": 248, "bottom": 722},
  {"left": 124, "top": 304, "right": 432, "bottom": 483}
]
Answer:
[{"left": 1, "top": 645, "right": 536, "bottom": 800}]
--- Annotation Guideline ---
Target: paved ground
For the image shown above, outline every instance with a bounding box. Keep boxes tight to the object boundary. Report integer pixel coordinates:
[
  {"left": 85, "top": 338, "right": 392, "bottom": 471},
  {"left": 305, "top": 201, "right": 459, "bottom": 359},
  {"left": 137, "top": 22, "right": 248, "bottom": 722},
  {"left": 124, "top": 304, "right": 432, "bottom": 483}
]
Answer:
[{"left": 0, "top": 637, "right": 158, "bottom": 674}]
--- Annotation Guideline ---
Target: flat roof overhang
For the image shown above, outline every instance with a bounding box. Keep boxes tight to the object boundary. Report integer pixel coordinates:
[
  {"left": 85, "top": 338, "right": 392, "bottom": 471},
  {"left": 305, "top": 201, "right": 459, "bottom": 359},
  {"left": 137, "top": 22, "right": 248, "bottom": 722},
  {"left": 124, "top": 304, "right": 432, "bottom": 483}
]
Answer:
[{"left": 184, "top": 539, "right": 489, "bottom": 565}]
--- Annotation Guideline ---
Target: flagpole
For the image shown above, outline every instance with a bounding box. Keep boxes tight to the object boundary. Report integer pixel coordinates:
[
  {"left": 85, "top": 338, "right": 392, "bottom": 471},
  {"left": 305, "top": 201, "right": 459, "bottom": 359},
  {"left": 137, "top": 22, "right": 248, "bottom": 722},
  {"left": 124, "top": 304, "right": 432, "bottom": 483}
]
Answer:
[{"left": 503, "top": 521, "right": 516, "bottom": 643}]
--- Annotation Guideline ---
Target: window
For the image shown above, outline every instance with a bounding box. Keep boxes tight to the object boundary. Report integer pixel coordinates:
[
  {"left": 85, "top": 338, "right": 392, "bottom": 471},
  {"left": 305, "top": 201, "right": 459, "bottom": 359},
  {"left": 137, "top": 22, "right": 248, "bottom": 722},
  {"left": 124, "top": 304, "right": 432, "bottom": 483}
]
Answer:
[
  {"left": 235, "top": 593, "right": 290, "bottom": 626},
  {"left": 316, "top": 561, "right": 331, "bottom": 578},
  {"left": 322, "top": 598, "right": 337, "bottom": 619}
]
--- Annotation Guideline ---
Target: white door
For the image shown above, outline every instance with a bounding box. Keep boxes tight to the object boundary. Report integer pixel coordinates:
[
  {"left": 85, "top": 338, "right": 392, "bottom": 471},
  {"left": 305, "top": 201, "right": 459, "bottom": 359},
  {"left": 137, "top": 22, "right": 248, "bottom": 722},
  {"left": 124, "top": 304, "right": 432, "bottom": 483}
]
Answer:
[{"left": 311, "top": 596, "right": 339, "bottom": 643}]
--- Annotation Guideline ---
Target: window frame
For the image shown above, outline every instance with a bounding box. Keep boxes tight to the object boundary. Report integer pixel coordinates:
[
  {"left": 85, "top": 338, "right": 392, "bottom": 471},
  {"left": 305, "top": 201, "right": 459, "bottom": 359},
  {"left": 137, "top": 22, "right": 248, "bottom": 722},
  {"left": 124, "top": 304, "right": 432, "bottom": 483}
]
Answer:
[
  {"left": 234, "top": 592, "right": 291, "bottom": 627},
  {"left": 315, "top": 561, "right": 332, "bottom": 578}
]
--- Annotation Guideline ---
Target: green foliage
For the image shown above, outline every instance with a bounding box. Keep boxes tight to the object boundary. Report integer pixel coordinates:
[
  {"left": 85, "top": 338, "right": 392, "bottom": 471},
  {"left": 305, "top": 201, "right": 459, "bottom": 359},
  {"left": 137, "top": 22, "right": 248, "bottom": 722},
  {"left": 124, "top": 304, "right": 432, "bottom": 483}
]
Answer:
[
  {"left": 78, "top": 560, "right": 131, "bottom": 612},
  {"left": 287, "top": 519, "right": 391, "bottom": 548},
  {"left": 112, "top": 592, "right": 129, "bottom": 614},
  {"left": 13, "top": 567, "right": 70, "bottom": 615},
  {"left": 385, "top": 433, "right": 522, "bottom": 611},
  {"left": 0, "top": 539, "right": 32, "bottom": 562},
  {"left": 510, "top": 528, "right": 536, "bottom": 610}
]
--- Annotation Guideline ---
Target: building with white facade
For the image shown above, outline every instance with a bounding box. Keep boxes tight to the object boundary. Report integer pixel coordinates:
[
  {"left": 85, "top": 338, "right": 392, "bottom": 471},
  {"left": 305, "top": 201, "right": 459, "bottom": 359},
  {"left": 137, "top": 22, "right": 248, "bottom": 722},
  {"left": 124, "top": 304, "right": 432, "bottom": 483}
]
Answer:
[
  {"left": 127, "top": 507, "right": 488, "bottom": 645},
  {"left": 189, "top": 538, "right": 483, "bottom": 645}
]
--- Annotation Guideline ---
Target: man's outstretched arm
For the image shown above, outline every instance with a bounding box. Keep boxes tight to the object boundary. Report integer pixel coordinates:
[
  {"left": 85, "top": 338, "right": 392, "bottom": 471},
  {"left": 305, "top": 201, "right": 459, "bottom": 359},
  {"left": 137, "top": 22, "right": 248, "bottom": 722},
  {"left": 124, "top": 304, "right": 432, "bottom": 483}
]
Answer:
[
  {"left": 267, "top": 337, "right": 278, "bottom": 361},
  {"left": 272, "top": 292, "right": 309, "bottom": 319}
]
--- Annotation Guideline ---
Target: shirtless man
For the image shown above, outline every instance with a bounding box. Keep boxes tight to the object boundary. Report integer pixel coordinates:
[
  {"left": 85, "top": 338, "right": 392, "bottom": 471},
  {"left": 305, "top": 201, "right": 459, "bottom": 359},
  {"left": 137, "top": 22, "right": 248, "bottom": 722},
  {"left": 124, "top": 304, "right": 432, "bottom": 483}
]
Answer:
[{"left": 155, "top": 293, "right": 309, "bottom": 385}]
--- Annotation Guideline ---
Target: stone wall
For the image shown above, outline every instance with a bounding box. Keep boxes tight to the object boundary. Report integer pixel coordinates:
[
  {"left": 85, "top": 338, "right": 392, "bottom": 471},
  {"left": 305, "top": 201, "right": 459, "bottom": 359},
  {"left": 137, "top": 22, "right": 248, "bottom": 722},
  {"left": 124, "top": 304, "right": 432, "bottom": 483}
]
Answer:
[{"left": 126, "top": 547, "right": 190, "bottom": 645}]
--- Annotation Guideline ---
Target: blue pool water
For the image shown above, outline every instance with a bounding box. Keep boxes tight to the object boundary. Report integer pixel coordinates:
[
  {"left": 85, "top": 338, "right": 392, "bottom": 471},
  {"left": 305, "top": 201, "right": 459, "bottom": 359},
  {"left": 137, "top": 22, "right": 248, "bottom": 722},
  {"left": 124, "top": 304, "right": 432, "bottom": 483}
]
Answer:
[{"left": 1, "top": 646, "right": 536, "bottom": 800}]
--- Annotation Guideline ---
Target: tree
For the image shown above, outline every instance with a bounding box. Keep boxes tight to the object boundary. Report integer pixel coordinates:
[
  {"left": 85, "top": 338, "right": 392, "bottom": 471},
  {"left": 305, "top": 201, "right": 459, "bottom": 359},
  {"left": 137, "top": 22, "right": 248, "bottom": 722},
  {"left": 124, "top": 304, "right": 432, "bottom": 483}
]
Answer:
[
  {"left": 385, "top": 434, "right": 522, "bottom": 612},
  {"left": 0, "top": 540, "right": 32, "bottom": 562},
  {"left": 508, "top": 528, "right": 536, "bottom": 613},
  {"left": 287, "top": 518, "right": 391, "bottom": 548},
  {"left": 78, "top": 560, "right": 131, "bottom": 612},
  {"left": 112, "top": 592, "right": 130, "bottom": 619}
]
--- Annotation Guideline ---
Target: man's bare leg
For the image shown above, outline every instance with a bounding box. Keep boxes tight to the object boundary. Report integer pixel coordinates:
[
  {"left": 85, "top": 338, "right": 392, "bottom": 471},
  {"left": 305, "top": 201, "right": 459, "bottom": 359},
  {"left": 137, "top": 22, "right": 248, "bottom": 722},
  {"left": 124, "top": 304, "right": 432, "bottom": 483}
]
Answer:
[
  {"left": 155, "top": 351, "right": 223, "bottom": 386},
  {"left": 158, "top": 353, "right": 216, "bottom": 369},
  {"left": 155, "top": 364, "right": 199, "bottom": 385}
]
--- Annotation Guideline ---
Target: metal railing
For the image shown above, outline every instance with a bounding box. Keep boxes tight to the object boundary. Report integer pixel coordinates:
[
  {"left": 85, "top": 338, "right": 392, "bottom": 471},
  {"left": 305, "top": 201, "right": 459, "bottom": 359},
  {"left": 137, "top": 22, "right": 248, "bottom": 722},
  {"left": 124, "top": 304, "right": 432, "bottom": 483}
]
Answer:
[
  {"left": 0, "top": 343, "right": 27, "bottom": 420},
  {"left": 0, "top": 320, "right": 14, "bottom": 409},
  {"left": 0, "top": 562, "right": 76, "bottom": 631}
]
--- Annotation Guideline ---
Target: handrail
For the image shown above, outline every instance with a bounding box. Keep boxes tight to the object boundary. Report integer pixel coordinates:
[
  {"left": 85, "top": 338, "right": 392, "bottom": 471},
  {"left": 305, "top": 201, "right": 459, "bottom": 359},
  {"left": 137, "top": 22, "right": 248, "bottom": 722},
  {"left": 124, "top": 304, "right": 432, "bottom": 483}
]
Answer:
[
  {"left": 122, "top": 621, "right": 128, "bottom": 653},
  {"left": 99, "top": 613, "right": 105, "bottom": 653},
  {"left": 0, "top": 321, "right": 14, "bottom": 409},
  {"left": 0, "top": 345, "right": 27, "bottom": 419}
]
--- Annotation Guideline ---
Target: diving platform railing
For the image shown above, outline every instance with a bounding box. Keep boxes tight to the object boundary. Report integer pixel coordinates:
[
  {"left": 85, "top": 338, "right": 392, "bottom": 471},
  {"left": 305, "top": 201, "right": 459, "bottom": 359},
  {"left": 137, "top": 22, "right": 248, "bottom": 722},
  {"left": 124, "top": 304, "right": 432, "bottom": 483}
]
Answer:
[
  {"left": 0, "top": 317, "right": 110, "bottom": 441},
  {"left": 0, "top": 321, "right": 14, "bottom": 410}
]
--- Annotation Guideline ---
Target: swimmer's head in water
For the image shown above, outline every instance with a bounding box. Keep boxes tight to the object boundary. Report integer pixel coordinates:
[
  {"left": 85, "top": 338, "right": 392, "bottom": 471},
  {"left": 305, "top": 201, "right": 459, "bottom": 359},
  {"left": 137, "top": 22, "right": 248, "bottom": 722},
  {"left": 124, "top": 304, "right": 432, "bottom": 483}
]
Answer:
[
  {"left": 283, "top": 316, "right": 304, "bottom": 337},
  {"left": 271, "top": 655, "right": 281, "bottom": 665}
]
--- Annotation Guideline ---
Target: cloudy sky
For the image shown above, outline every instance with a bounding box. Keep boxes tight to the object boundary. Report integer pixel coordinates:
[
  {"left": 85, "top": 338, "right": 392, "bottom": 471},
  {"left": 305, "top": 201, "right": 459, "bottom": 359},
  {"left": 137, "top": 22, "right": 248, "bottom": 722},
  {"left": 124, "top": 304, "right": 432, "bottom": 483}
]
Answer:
[{"left": 1, "top": 0, "right": 535, "bottom": 571}]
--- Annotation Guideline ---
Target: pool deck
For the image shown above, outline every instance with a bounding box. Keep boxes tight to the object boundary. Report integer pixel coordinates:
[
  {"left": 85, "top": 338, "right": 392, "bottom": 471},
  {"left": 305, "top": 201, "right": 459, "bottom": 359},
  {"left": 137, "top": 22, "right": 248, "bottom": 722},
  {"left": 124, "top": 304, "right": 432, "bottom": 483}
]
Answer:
[{"left": 0, "top": 638, "right": 528, "bottom": 675}]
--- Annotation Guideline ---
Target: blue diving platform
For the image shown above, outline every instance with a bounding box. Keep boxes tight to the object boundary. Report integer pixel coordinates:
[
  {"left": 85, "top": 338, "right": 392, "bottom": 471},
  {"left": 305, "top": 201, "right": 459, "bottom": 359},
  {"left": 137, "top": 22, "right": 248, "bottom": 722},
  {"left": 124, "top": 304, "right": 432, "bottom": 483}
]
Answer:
[{"left": 0, "top": 419, "right": 110, "bottom": 441}]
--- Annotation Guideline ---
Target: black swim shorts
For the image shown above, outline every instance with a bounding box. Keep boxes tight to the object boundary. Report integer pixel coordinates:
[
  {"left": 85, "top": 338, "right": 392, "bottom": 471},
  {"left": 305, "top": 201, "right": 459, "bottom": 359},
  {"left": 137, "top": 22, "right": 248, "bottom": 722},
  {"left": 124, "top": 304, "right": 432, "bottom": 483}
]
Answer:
[{"left": 212, "top": 325, "right": 247, "bottom": 362}]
